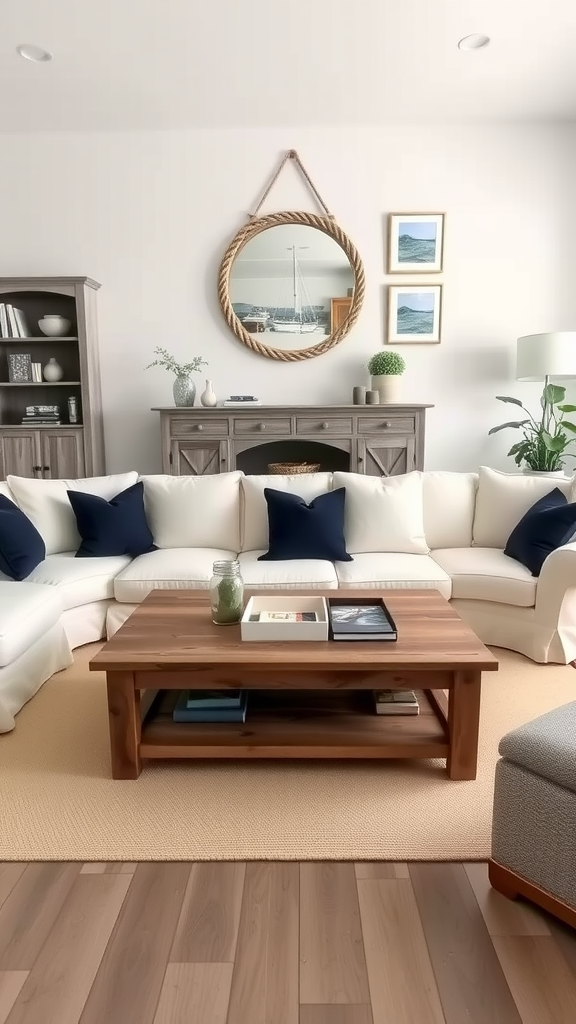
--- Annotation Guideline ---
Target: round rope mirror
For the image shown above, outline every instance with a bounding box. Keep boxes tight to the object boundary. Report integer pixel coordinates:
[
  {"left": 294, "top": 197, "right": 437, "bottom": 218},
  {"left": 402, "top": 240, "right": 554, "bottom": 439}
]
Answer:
[{"left": 217, "top": 211, "right": 365, "bottom": 362}]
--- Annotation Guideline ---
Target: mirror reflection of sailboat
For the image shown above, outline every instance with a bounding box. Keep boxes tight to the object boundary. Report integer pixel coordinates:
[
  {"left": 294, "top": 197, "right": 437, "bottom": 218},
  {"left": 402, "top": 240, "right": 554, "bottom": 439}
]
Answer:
[
  {"left": 240, "top": 307, "right": 270, "bottom": 325},
  {"left": 271, "top": 245, "right": 318, "bottom": 334}
]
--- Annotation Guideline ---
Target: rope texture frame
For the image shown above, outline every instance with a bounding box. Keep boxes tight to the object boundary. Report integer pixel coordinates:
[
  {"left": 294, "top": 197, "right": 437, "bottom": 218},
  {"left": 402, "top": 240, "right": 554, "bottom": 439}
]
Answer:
[{"left": 217, "top": 211, "right": 365, "bottom": 363}]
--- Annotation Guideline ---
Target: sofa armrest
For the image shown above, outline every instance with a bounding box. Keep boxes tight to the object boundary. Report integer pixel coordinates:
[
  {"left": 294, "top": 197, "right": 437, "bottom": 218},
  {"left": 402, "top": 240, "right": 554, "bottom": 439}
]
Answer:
[{"left": 535, "top": 541, "right": 576, "bottom": 625}]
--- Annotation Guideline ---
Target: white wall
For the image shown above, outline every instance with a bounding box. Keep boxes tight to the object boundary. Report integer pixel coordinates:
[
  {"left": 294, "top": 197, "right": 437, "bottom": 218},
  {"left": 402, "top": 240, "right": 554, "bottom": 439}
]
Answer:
[{"left": 0, "top": 125, "right": 574, "bottom": 474}]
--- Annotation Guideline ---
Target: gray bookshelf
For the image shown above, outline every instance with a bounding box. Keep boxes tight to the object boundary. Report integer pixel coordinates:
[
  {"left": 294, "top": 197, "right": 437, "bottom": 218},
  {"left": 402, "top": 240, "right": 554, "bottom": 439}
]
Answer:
[{"left": 0, "top": 277, "right": 105, "bottom": 479}]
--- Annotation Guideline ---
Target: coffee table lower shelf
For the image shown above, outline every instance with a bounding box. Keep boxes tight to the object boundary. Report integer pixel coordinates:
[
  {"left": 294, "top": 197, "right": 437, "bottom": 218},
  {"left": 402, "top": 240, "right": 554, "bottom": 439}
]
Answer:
[{"left": 139, "top": 688, "right": 449, "bottom": 762}]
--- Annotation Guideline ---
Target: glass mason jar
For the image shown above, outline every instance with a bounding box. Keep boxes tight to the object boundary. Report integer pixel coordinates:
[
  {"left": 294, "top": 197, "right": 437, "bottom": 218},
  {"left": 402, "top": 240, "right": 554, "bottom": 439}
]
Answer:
[{"left": 209, "top": 559, "right": 244, "bottom": 625}]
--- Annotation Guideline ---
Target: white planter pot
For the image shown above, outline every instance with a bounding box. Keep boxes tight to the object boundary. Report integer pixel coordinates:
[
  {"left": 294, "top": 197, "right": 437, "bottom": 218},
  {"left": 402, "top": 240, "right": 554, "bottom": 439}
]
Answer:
[
  {"left": 371, "top": 374, "right": 401, "bottom": 404},
  {"left": 521, "top": 468, "right": 569, "bottom": 478}
]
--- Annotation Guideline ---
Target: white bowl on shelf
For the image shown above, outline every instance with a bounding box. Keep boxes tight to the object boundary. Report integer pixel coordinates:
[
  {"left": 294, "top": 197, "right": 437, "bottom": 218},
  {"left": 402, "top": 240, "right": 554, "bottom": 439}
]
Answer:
[{"left": 38, "top": 315, "right": 71, "bottom": 337}]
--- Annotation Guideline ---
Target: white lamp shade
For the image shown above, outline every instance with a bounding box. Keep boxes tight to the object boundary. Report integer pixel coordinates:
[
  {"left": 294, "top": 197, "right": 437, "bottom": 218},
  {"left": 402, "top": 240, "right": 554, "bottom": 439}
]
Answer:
[{"left": 516, "top": 332, "right": 576, "bottom": 381}]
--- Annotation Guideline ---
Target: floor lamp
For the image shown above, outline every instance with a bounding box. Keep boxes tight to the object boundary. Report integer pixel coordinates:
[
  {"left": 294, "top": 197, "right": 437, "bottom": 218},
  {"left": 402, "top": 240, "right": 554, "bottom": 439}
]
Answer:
[{"left": 516, "top": 332, "right": 576, "bottom": 389}]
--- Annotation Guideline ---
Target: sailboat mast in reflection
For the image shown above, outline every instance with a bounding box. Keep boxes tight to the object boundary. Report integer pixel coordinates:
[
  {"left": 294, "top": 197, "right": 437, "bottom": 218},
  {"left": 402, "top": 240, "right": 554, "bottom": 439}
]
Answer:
[{"left": 271, "top": 245, "right": 318, "bottom": 334}]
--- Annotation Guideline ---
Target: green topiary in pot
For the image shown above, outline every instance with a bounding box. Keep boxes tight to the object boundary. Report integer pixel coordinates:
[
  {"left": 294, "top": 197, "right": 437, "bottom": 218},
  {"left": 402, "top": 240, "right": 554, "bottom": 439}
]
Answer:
[{"left": 368, "top": 351, "right": 406, "bottom": 402}]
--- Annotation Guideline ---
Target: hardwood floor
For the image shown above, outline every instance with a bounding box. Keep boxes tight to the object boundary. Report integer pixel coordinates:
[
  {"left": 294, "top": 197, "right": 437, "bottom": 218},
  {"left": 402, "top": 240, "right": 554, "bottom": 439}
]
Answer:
[{"left": 0, "top": 861, "right": 575, "bottom": 1023}]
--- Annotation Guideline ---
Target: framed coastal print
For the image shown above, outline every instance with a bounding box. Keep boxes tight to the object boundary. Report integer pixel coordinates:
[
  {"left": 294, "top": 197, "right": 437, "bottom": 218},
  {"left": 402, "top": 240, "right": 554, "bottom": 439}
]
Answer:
[
  {"left": 387, "top": 285, "right": 442, "bottom": 344},
  {"left": 387, "top": 213, "right": 444, "bottom": 273}
]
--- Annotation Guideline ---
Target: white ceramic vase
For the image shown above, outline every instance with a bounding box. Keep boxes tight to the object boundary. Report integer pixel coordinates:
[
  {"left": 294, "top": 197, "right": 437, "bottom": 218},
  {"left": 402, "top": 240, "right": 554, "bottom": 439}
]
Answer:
[
  {"left": 38, "top": 315, "right": 71, "bottom": 337},
  {"left": 200, "top": 379, "right": 217, "bottom": 408},
  {"left": 43, "top": 358, "right": 63, "bottom": 382},
  {"left": 371, "top": 373, "right": 401, "bottom": 404}
]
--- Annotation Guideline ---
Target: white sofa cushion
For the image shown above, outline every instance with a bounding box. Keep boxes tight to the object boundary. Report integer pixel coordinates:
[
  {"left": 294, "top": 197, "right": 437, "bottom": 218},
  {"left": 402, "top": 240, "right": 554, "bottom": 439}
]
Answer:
[
  {"left": 141, "top": 472, "right": 242, "bottom": 551},
  {"left": 238, "top": 551, "right": 338, "bottom": 589},
  {"left": 7, "top": 472, "right": 138, "bottom": 555},
  {"left": 332, "top": 471, "right": 428, "bottom": 554},
  {"left": 25, "top": 553, "right": 132, "bottom": 611},
  {"left": 0, "top": 581, "right": 63, "bottom": 666},
  {"left": 472, "top": 466, "right": 574, "bottom": 548},
  {"left": 241, "top": 473, "right": 333, "bottom": 552},
  {"left": 422, "top": 471, "right": 477, "bottom": 548},
  {"left": 432, "top": 547, "right": 537, "bottom": 607},
  {"left": 335, "top": 552, "right": 452, "bottom": 599},
  {"left": 114, "top": 547, "right": 238, "bottom": 603}
]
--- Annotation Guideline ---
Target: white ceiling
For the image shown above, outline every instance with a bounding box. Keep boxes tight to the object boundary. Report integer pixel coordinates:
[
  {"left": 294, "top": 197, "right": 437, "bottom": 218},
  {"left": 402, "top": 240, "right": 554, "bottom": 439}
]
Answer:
[{"left": 1, "top": 0, "right": 576, "bottom": 131}]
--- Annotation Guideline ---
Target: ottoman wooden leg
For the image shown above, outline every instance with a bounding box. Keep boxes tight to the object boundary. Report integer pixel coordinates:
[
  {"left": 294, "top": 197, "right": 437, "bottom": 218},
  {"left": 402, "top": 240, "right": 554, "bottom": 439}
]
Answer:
[{"left": 489, "top": 859, "right": 576, "bottom": 930}]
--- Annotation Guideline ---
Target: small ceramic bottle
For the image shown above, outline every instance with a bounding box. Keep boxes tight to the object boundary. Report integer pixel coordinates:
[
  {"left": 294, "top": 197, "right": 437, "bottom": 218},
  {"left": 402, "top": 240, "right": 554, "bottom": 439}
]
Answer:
[
  {"left": 200, "top": 379, "right": 217, "bottom": 407},
  {"left": 43, "top": 358, "right": 64, "bottom": 382}
]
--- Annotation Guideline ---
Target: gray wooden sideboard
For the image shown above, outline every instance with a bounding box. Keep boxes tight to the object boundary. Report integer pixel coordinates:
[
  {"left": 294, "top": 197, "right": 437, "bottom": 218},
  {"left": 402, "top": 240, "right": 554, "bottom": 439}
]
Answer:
[{"left": 152, "top": 405, "right": 432, "bottom": 476}]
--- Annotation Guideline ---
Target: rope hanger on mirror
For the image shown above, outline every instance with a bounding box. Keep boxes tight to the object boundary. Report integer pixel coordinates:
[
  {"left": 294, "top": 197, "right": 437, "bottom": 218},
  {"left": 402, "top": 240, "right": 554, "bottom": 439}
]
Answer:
[{"left": 249, "top": 150, "right": 335, "bottom": 221}]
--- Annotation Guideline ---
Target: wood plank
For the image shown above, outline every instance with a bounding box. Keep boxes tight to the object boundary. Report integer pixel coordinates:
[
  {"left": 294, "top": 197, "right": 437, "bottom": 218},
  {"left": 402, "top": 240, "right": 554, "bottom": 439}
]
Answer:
[
  {"left": 492, "top": 936, "right": 576, "bottom": 1024},
  {"left": 300, "top": 864, "right": 371, "bottom": 1004},
  {"left": 170, "top": 863, "right": 245, "bottom": 963},
  {"left": 227, "top": 863, "right": 298, "bottom": 1024},
  {"left": 6, "top": 874, "right": 132, "bottom": 1024},
  {"left": 0, "top": 867, "right": 26, "bottom": 913},
  {"left": 409, "top": 863, "right": 522, "bottom": 1024},
  {"left": 152, "top": 963, "right": 233, "bottom": 1024},
  {"left": 0, "top": 864, "right": 80, "bottom": 971},
  {"left": 355, "top": 863, "right": 409, "bottom": 879},
  {"left": 546, "top": 916, "right": 576, "bottom": 982},
  {"left": 300, "top": 1008, "right": 373, "bottom": 1024},
  {"left": 464, "top": 863, "right": 550, "bottom": 936},
  {"left": 0, "top": 973, "right": 27, "bottom": 1024},
  {"left": 80, "top": 863, "right": 137, "bottom": 875},
  {"left": 79, "top": 863, "right": 191, "bottom": 1024},
  {"left": 357, "top": 878, "right": 445, "bottom": 1024}
]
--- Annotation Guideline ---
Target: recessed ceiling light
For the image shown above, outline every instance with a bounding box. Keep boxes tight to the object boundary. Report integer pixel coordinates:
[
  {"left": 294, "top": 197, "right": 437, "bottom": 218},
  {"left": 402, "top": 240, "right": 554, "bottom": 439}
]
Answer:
[
  {"left": 458, "top": 33, "right": 490, "bottom": 51},
  {"left": 16, "top": 44, "right": 53, "bottom": 63}
]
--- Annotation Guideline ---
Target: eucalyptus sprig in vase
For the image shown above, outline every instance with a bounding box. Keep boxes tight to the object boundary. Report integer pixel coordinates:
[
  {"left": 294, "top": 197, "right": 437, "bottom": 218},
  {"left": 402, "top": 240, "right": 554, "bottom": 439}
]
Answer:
[{"left": 145, "top": 347, "right": 208, "bottom": 407}]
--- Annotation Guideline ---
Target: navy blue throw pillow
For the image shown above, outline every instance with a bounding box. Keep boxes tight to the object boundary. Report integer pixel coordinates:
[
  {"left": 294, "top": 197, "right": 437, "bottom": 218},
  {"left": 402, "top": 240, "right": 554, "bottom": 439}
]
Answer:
[
  {"left": 0, "top": 494, "right": 45, "bottom": 580},
  {"left": 504, "top": 487, "right": 576, "bottom": 576},
  {"left": 258, "top": 487, "right": 352, "bottom": 562},
  {"left": 68, "top": 481, "right": 156, "bottom": 558}
]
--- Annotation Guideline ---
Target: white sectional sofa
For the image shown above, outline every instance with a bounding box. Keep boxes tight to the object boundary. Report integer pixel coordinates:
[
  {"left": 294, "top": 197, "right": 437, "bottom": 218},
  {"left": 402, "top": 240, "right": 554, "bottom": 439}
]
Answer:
[{"left": 1, "top": 465, "right": 576, "bottom": 732}]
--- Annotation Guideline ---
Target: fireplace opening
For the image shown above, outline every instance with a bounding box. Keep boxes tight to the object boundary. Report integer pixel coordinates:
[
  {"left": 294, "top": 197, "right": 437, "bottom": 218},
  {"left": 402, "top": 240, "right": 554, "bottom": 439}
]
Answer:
[{"left": 237, "top": 440, "right": 350, "bottom": 475}]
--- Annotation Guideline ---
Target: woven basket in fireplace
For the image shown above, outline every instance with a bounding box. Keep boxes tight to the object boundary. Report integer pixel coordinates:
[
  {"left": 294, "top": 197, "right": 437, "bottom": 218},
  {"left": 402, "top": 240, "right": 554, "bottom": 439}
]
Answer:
[{"left": 267, "top": 462, "right": 321, "bottom": 475}]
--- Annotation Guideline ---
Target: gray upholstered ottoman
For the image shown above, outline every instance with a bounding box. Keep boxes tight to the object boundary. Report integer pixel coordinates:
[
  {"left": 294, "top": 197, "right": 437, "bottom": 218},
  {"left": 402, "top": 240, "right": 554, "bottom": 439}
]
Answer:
[{"left": 489, "top": 701, "right": 576, "bottom": 928}]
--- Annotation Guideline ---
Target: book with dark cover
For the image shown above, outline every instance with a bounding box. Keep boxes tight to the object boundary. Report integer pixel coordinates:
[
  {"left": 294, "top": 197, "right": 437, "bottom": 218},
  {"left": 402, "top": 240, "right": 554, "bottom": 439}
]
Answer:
[
  {"left": 185, "top": 689, "right": 243, "bottom": 709},
  {"left": 328, "top": 598, "right": 397, "bottom": 641},
  {"left": 173, "top": 690, "right": 248, "bottom": 722}
]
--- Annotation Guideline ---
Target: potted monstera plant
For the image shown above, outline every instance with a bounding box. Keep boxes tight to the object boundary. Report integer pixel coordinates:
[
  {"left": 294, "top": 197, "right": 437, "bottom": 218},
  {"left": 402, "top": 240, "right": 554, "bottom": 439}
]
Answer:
[
  {"left": 368, "top": 350, "right": 406, "bottom": 403},
  {"left": 489, "top": 383, "right": 576, "bottom": 473}
]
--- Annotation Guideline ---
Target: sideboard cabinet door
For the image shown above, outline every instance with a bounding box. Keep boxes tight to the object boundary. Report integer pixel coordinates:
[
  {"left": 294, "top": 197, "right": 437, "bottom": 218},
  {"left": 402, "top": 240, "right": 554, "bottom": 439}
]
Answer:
[
  {"left": 358, "top": 436, "right": 416, "bottom": 477},
  {"left": 169, "top": 439, "right": 228, "bottom": 476},
  {"left": 0, "top": 430, "right": 40, "bottom": 478},
  {"left": 41, "top": 429, "right": 85, "bottom": 479}
]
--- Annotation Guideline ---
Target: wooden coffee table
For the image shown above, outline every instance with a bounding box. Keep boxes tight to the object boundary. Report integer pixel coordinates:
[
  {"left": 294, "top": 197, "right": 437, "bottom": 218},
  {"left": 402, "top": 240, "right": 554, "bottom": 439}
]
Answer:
[{"left": 90, "top": 588, "right": 498, "bottom": 781}]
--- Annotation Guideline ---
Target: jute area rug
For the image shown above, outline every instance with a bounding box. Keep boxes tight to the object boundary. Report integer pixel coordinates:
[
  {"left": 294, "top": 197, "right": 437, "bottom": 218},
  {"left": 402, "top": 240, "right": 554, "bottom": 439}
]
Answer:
[{"left": 1, "top": 645, "right": 574, "bottom": 862}]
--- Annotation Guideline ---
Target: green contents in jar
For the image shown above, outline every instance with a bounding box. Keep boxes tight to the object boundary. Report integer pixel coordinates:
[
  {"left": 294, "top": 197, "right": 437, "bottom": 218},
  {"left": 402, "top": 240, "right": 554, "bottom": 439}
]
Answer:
[{"left": 210, "top": 560, "right": 244, "bottom": 625}]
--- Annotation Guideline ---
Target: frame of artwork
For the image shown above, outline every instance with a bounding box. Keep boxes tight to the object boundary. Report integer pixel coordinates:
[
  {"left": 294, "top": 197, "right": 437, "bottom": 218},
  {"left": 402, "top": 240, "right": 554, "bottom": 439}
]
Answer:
[
  {"left": 387, "top": 213, "right": 445, "bottom": 273},
  {"left": 387, "top": 284, "right": 443, "bottom": 344}
]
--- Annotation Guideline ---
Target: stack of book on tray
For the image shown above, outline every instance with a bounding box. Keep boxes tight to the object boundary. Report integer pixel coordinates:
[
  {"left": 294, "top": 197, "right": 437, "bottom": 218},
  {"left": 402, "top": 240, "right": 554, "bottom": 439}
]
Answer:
[
  {"left": 374, "top": 690, "right": 420, "bottom": 716},
  {"left": 173, "top": 690, "right": 248, "bottom": 723}
]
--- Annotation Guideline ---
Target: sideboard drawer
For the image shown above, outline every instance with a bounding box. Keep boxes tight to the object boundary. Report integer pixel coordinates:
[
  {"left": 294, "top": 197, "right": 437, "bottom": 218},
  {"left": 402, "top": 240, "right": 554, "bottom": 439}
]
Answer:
[
  {"left": 169, "top": 417, "right": 229, "bottom": 437},
  {"left": 233, "top": 417, "right": 292, "bottom": 435},
  {"left": 296, "top": 416, "right": 353, "bottom": 435},
  {"left": 358, "top": 415, "right": 415, "bottom": 435}
]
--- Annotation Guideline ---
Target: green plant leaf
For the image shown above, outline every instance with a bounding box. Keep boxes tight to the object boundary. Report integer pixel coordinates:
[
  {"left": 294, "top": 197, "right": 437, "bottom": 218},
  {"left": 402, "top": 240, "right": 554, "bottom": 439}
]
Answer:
[
  {"left": 495, "top": 396, "right": 524, "bottom": 407},
  {"left": 544, "top": 383, "right": 566, "bottom": 405},
  {"left": 542, "top": 430, "right": 566, "bottom": 452},
  {"left": 557, "top": 404, "right": 576, "bottom": 413},
  {"left": 562, "top": 421, "right": 576, "bottom": 433},
  {"left": 488, "top": 420, "right": 529, "bottom": 435}
]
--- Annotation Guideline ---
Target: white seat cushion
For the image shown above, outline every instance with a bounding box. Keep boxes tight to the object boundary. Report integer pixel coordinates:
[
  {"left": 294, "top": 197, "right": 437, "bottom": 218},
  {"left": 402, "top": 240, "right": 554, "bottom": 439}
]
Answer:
[
  {"left": 432, "top": 547, "right": 537, "bottom": 607},
  {"left": 472, "top": 466, "right": 574, "bottom": 548},
  {"left": 238, "top": 551, "right": 338, "bottom": 589},
  {"left": 113, "top": 547, "right": 238, "bottom": 603},
  {"left": 7, "top": 472, "right": 138, "bottom": 554},
  {"left": 241, "top": 473, "right": 333, "bottom": 552},
  {"left": 0, "top": 581, "right": 62, "bottom": 666},
  {"left": 141, "top": 473, "right": 242, "bottom": 551},
  {"left": 335, "top": 553, "right": 452, "bottom": 599},
  {"left": 332, "top": 471, "right": 428, "bottom": 554},
  {"left": 25, "top": 553, "right": 132, "bottom": 611}
]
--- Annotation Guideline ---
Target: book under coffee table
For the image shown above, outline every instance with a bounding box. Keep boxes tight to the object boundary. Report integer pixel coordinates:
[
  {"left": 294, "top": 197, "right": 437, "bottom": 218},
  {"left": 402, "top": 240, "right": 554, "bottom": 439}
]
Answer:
[{"left": 90, "top": 588, "right": 498, "bottom": 781}]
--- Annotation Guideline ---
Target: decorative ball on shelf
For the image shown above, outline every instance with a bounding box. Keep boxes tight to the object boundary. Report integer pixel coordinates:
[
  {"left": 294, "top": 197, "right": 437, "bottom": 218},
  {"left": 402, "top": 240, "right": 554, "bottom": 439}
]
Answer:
[
  {"left": 43, "top": 358, "right": 64, "bottom": 382},
  {"left": 38, "top": 314, "right": 71, "bottom": 337}
]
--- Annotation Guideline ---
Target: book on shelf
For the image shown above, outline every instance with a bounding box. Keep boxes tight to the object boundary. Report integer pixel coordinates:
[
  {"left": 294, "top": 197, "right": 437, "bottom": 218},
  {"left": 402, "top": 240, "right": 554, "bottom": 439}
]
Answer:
[
  {"left": 21, "top": 418, "right": 62, "bottom": 425},
  {"left": 31, "top": 362, "right": 42, "bottom": 382},
  {"left": 185, "top": 689, "right": 244, "bottom": 709},
  {"left": 173, "top": 689, "right": 248, "bottom": 723},
  {"left": 223, "top": 399, "right": 262, "bottom": 407},
  {"left": 6, "top": 305, "right": 19, "bottom": 338},
  {"left": 374, "top": 689, "right": 420, "bottom": 715},
  {"left": 0, "top": 305, "right": 7, "bottom": 338},
  {"left": 328, "top": 599, "right": 397, "bottom": 641},
  {"left": 0, "top": 304, "right": 33, "bottom": 339},
  {"left": 13, "top": 308, "right": 31, "bottom": 337},
  {"left": 26, "top": 405, "right": 60, "bottom": 414}
]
